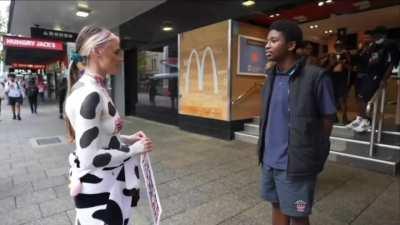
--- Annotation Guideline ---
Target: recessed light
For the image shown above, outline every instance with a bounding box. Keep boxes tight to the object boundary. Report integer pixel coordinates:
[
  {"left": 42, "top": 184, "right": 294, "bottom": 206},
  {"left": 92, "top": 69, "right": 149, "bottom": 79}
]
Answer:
[
  {"left": 326, "top": 0, "right": 333, "bottom": 4},
  {"left": 162, "top": 21, "right": 174, "bottom": 32},
  {"left": 275, "top": 13, "right": 280, "bottom": 17},
  {"left": 76, "top": 11, "right": 89, "bottom": 17},
  {"left": 318, "top": 1, "right": 324, "bottom": 6},
  {"left": 269, "top": 14, "right": 275, "bottom": 18},
  {"left": 242, "top": 0, "right": 255, "bottom": 7}
]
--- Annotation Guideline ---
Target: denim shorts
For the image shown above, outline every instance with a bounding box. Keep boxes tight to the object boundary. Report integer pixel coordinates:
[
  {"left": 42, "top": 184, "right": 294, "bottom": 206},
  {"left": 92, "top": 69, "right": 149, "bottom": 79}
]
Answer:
[{"left": 261, "top": 165, "right": 317, "bottom": 217}]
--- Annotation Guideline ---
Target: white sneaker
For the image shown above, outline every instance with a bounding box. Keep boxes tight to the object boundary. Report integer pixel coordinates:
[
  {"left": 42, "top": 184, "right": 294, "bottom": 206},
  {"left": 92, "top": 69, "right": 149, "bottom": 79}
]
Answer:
[
  {"left": 353, "top": 119, "right": 371, "bottom": 133},
  {"left": 346, "top": 116, "right": 362, "bottom": 129}
]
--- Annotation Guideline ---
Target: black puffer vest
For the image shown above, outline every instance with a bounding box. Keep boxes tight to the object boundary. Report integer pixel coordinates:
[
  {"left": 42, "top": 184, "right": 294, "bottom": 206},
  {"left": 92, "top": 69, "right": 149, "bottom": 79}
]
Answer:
[{"left": 258, "top": 58, "right": 332, "bottom": 177}]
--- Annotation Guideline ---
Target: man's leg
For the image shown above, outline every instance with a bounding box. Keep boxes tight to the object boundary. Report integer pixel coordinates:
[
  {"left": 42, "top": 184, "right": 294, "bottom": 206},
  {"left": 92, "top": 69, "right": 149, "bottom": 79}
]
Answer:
[
  {"left": 11, "top": 101, "right": 16, "bottom": 119},
  {"left": 291, "top": 217, "right": 310, "bottom": 225},
  {"left": 272, "top": 203, "right": 290, "bottom": 225},
  {"left": 274, "top": 171, "right": 317, "bottom": 225},
  {"left": 16, "top": 102, "right": 21, "bottom": 120}
]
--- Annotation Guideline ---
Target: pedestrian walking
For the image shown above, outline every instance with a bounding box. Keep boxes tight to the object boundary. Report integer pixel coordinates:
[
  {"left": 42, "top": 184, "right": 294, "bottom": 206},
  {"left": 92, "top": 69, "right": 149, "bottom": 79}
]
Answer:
[
  {"left": 26, "top": 78, "right": 39, "bottom": 114},
  {"left": 259, "top": 20, "right": 336, "bottom": 225},
  {"left": 58, "top": 77, "right": 67, "bottom": 119},
  {"left": 4, "top": 74, "right": 25, "bottom": 120},
  {"left": 65, "top": 25, "right": 154, "bottom": 225},
  {"left": 0, "top": 80, "right": 5, "bottom": 121}
]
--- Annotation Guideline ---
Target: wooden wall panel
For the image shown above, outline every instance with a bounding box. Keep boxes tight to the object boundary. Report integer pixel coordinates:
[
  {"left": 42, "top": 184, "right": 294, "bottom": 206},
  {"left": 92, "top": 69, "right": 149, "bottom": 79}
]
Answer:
[
  {"left": 231, "top": 22, "right": 267, "bottom": 121},
  {"left": 178, "top": 21, "right": 230, "bottom": 121}
]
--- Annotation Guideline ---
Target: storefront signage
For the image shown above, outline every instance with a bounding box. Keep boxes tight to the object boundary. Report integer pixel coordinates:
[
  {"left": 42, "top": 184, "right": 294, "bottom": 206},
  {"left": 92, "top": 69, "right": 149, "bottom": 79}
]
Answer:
[
  {"left": 184, "top": 46, "right": 219, "bottom": 94},
  {"left": 11, "top": 63, "right": 45, "bottom": 69},
  {"left": 3, "top": 36, "right": 64, "bottom": 51},
  {"left": 140, "top": 153, "right": 162, "bottom": 225},
  {"left": 237, "top": 35, "right": 267, "bottom": 76},
  {"left": 31, "top": 27, "right": 77, "bottom": 42}
]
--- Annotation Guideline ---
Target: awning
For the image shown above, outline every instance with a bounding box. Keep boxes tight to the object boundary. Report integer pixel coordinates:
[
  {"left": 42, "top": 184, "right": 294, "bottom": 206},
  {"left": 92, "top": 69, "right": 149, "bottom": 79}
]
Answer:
[{"left": 3, "top": 36, "right": 65, "bottom": 65}]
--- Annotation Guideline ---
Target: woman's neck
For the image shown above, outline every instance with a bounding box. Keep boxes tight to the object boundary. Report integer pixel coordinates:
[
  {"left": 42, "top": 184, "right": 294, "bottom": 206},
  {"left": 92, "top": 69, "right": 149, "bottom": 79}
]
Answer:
[{"left": 86, "top": 64, "right": 106, "bottom": 79}]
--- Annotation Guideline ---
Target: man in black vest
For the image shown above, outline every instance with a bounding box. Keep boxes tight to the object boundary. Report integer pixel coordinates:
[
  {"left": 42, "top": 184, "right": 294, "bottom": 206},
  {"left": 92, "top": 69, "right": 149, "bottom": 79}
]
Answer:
[{"left": 259, "top": 20, "right": 336, "bottom": 225}]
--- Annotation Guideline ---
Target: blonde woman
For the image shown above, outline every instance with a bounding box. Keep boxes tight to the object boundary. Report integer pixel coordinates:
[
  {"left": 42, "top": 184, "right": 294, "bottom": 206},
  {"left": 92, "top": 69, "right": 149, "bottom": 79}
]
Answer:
[{"left": 65, "top": 25, "right": 153, "bottom": 225}]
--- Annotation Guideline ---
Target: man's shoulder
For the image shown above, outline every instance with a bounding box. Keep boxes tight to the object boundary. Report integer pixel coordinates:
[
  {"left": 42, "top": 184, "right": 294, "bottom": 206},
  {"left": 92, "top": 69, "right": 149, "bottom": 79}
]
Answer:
[{"left": 301, "top": 64, "right": 327, "bottom": 78}]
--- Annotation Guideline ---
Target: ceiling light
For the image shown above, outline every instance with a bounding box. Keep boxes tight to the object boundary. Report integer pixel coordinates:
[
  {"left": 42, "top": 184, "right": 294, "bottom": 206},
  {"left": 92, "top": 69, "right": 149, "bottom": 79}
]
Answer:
[
  {"left": 269, "top": 14, "right": 275, "bottom": 18},
  {"left": 309, "top": 25, "right": 318, "bottom": 29},
  {"left": 54, "top": 25, "right": 63, "bottom": 31},
  {"left": 76, "top": 4, "right": 91, "bottom": 18},
  {"left": 76, "top": 11, "right": 89, "bottom": 17},
  {"left": 326, "top": 0, "right": 333, "bottom": 4},
  {"left": 329, "top": 30, "right": 333, "bottom": 33},
  {"left": 242, "top": 0, "right": 255, "bottom": 7},
  {"left": 162, "top": 21, "right": 174, "bottom": 32},
  {"left": 275, "top": 13, "right": 280, "bottom": 17},
  {"left": 318, "top": 1, "right": 324, "bottom": 6}
]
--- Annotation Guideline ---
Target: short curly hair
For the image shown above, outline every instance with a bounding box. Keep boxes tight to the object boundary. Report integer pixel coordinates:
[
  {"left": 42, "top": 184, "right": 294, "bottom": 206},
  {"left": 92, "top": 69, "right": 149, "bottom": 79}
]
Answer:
[{"left": 269, "top": 20, "right": 303, "bottom": 48}]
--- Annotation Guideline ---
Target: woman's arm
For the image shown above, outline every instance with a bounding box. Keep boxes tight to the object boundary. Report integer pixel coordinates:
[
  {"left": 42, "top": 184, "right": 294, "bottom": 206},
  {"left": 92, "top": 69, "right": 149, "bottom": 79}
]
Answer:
[{"left": 73, "top": 90, "right": 148, "bottom": 171}]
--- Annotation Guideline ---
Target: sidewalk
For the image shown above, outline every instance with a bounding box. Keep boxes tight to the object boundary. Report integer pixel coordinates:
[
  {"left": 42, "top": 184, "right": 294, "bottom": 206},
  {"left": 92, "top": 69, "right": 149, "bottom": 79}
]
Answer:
[{"left": 0, "top": 102, "right": 398, "bottom": 225}]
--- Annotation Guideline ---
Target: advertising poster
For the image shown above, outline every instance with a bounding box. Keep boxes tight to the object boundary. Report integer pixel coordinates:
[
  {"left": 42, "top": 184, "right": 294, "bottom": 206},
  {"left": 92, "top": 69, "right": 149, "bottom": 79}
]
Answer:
[{"left": 237, "top": 35, "right": 267, "bottom": 76}]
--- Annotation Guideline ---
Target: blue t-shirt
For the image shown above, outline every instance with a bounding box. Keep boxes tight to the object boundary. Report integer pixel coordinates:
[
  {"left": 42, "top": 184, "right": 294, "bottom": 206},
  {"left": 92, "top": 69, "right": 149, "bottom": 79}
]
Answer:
[{"left": 263, "top": 66, "right": 336, "bottom": 170}]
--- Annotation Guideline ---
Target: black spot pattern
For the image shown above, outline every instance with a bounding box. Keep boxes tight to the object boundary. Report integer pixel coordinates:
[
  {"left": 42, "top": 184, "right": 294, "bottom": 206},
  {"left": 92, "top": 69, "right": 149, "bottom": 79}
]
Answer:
[
  {"left": 92, "top": 200, "right": 123, "bottom": 225},
  {"left": 74, "top": 158, "right": 80, "bottom": 168},
  {"left": 80, "top": 173, "right": 103, "bottom": 183},
  {"left": 124, "top": 218, "right": 129, "bottom": 225},
  {"left": 74, "top": 192, "right": 109, "bottom": 208},
  {"left": 108, "top": 136, "right": 120, "bottom": 149},
  {"left": 120, "top": 145, "right": 130, "bottom": 153},
  {"left": 79, "top": 127, "right": 99, "bottom": 148},
  {"left": 123, "top": 188, "right": 140, "bottom": 207},
  {"left": 103, "top": 164, "right": 123, "bottom": 171},
  {"left": 108, "top": 102, "right": 116, "bottom": 116},
  {"left": 123, "top": 157, "right": 132, "bottom": 162},
  {"left": 80, "top": 92, "right": 100, "bottom": 119},
  {"left": 93, "top": 153, "right": 112, "bottom": 167},
  {"left": 117, "top": 167, "right": 125, "bottom": 182},
  {"left": 135, "top": 166, "right": 140, "bottom": 179}
]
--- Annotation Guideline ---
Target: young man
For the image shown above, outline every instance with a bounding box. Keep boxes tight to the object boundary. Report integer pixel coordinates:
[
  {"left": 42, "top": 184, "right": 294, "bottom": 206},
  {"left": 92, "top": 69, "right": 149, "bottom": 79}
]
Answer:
[
  {"left": 347, "top": 26, "right": 400, "bottom": 132},
  {"left": 258, "top": 20, "right": 336, "bottom": 225},
  {"left": 4, "top": 74, "right": 24, "bottom": 120}
]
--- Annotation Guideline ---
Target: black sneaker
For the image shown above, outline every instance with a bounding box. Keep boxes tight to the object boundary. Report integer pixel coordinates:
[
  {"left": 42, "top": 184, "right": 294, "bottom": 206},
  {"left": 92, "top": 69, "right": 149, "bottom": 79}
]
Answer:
[
  {"left": 13, "top": 115, "right": 16, "bottom": 120},
  {"left": 17, "top": 115, "right": 21, "bottom": 120}
]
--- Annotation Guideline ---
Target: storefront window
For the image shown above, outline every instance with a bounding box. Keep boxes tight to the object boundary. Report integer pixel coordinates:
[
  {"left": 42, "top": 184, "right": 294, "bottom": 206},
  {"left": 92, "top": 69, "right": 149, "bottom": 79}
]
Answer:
[{"left": 137, "top": 50, "right": 178, "bottom": 110}]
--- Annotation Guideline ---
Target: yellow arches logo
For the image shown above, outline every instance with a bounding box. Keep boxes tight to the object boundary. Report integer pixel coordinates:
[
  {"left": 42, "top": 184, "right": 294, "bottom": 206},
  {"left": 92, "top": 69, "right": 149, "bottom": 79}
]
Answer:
[{"left": 184, "top": 46, "right": 219, "bottom": 94}]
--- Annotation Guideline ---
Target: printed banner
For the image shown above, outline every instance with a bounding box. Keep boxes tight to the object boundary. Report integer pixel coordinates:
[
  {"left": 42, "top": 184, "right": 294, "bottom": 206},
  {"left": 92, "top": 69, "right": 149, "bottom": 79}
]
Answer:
[
  {"left": 237, "top": 35, "right": 267, "bottom": 76},
  {"left": 140, "top": 153, "right": 162, "bottom": 225}
]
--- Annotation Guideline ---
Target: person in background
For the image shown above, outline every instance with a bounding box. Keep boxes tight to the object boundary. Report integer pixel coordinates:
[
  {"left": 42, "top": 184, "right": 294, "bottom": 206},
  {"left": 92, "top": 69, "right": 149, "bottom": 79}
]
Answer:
[
  {"left": 320, "top": 39, "right": 352, "bottom": 124},
  {"left": 347, "top": 26, "right": 400, "bottom": 132},
  {"left": 26, "top": 78, "right": 39, "bottom": 114},
  {"left": 259, "top": 20, "right": 336, "bottom": 225},
  {"left": 5, "top": 74, "right": 25, "bottom": 120},
  {"left": 37, "top": 79, "right": 45, "bottom": 102},
  {"left": 58, "top": 77, "right": 67, "bottom": 119},
  {"left": 0, "top": 80, "right": 5, "bottom": 121}
]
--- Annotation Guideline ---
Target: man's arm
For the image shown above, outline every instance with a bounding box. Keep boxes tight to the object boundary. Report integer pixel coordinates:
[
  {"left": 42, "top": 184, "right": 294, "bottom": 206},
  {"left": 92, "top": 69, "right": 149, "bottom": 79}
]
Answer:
[{"left": 322, "top": 117, "right": 334, "bottom": 138}]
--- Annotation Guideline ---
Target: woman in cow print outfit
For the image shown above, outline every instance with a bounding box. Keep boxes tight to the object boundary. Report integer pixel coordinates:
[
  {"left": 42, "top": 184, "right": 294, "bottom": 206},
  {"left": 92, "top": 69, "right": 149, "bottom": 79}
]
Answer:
[{"left": 65, "top": 25, "right": 153, "bottom": 225}]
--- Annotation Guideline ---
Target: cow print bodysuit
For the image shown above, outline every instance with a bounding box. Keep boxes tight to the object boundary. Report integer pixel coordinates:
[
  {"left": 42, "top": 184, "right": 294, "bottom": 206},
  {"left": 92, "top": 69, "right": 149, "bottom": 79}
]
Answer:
[{"left": 65, "top": 71, "right": 143, "bottom": 225}]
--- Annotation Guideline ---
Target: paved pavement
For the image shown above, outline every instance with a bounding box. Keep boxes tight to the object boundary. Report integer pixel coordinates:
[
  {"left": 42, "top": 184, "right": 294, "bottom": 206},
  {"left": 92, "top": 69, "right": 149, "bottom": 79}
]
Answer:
[{"left": 0, "top": 102, "right": 399, "bottom": 225}]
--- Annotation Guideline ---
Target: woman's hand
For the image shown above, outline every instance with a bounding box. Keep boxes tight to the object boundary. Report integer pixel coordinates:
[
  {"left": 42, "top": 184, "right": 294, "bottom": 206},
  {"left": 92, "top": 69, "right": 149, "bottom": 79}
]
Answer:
[
  {"left": 140, "top": 137, "right": 154, "bottom": 153},
  {"left": 129, "top": 136, "right": 154, "bottom": 155},
  {"left": 121, "top": 131, "right": 147, "bottom": 145}
]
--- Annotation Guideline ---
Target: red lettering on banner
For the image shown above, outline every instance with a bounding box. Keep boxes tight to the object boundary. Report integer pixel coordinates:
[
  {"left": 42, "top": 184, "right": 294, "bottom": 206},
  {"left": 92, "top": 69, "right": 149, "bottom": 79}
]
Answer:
[{"left": 3, "top": 36, "right": 63, "bottom": 51}]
